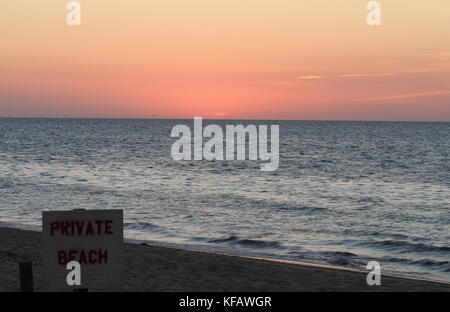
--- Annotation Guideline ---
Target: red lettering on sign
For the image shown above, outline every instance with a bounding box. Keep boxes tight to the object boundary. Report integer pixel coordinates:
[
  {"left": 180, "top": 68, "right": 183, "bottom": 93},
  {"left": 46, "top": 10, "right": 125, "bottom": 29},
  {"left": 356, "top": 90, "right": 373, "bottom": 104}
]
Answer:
[
  {"left": 62, "top": 221, "right": 70, "bottom": 236},
  {"left": 57, "top": 249, "right": 109, "bottom": 265},
  {"left": 79, "top": 249, "right": 87, "bottom": 264},
  {"left": 95, "top": 220, "right": 103, "bottom": 235},
  {"left": 99, "top": 249, "right": 108, "bottom": 264},
  {"left": 51, "top": 222, "right": 60, "bottom": 236},
  {"left": 105, "top": 220, "right": 113, "bottom": 235},
  {"left": 69, "top": 249, "right": 77, "bottom": 262},
  {"left": 76, "top": 221, "right": 84, "bottom": 236},
  {"left": 89, "top": 250, "right": 96, "bottom": 263},
  {"left": 58, "top": 250, "right": 66, "bottom": 265},
  {"left": 86, "top": 221, "right": 94, "bottom": 235},
  {"left": 49, "top": 220, "right": 114, "bottom": 236}
]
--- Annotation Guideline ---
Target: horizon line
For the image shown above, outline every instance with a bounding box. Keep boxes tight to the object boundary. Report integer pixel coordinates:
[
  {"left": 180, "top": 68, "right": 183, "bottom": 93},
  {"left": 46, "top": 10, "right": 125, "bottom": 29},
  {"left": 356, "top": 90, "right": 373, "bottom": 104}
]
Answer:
[{"left": 0, "top": 116, "right": 449, "bottom": 123}]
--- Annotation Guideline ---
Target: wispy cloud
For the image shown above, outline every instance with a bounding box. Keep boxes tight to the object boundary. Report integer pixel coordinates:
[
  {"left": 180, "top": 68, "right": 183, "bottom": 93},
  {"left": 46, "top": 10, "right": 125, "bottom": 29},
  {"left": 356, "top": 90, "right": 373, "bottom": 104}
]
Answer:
[
  {"left": 373, "top": 90, "right": 450, "bottom": 101},
  {"left": 340, "top": 73, "right": 393, "bottom": 78},
  {"left": 407, "top": 67, "right": 450, "bottom": 74},
  {"left": 295, "top": 75, "right": 327, "bottom": 80}
]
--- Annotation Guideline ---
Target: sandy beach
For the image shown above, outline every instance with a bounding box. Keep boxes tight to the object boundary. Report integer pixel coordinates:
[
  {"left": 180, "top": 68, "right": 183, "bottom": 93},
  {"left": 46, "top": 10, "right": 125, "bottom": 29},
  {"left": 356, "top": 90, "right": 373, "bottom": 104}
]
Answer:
[{"left": 1, "top": 226, "right": 449, "bottom": 292}]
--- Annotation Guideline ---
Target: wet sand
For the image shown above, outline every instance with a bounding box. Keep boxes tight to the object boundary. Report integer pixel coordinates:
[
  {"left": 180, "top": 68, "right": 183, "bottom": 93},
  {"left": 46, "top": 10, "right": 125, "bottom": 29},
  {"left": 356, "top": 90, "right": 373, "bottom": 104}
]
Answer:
[{"left": 0, "top": 226, "right": 448, "bottom": 292}]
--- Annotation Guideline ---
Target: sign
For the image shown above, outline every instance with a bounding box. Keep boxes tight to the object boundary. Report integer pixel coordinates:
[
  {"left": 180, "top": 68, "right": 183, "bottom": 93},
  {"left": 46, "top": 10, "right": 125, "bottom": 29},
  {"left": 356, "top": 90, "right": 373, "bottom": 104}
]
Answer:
[{"left": 43, "top": 209, "right": 123, "bottom": 291}]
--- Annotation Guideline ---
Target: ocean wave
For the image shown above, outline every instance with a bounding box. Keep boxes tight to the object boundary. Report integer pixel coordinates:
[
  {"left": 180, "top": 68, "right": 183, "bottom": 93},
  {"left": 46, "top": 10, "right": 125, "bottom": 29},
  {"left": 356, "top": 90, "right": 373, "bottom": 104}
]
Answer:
[
  {"left": 125, "top": 221, "right": 168, "bottom": 233},
  {"left": 271, "top": 202, "right": 327, "bottom": 213},
  {"left": 208, "top": 235, "right": 284, "bottom": 249},
  {"left": 410, "top": 259, "right": 450, "bottom": 270},
  {"left": 323, "top": 251, "right": 360, "bottom": 266},
  {"left": 362, "top": 239, "right": 450, "bottom": 253}
]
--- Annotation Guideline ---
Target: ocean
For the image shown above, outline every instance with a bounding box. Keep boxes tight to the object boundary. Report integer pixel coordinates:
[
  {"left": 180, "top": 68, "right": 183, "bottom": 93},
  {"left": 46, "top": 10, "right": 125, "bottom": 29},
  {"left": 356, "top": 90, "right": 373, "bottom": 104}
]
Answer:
[{"left": 0, "top": 118, "right": 449, "bottom": 282}]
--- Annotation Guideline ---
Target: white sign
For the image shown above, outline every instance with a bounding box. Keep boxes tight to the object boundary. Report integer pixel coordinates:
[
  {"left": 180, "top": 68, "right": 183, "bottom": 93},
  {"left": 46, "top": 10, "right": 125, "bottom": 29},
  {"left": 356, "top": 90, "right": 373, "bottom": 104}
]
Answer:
[{"left": 43, "top": 209, "right": 123, "bottom": 291}]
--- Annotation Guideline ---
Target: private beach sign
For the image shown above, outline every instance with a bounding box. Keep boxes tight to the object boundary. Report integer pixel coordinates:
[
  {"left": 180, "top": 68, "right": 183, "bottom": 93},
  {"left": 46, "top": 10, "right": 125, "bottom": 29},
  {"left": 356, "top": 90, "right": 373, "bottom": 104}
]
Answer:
[{"left": 42, "top": 209, "right": 123, "bottom": 291}]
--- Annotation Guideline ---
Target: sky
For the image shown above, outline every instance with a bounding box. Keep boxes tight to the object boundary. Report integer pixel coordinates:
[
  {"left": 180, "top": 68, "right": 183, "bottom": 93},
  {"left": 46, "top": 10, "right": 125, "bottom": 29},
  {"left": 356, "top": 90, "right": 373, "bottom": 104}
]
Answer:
[{"left": 1, "top": 0, "right": 449, "bottom": 121}]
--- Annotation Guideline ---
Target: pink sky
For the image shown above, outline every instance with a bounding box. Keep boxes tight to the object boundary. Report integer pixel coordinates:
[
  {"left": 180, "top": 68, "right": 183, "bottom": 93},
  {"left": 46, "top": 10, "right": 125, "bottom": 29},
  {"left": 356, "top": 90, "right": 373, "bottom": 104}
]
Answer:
[{"left": 1, "top": 1, "right": 449, "bottom": 121}]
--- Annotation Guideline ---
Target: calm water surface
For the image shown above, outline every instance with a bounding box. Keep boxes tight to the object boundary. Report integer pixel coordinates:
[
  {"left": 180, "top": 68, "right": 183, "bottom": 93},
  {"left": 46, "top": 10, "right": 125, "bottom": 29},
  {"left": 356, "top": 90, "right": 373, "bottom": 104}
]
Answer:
[{"left": 0, "top": 118, "right": 448, "bottom": 282}]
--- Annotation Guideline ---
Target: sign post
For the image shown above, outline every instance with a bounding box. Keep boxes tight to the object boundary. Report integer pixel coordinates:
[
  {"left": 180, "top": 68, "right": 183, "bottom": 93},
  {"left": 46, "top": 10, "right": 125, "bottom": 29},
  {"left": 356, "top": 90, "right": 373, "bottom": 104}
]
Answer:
[{"left": 42, "top": 209, "right": 123, "bottom": 291}]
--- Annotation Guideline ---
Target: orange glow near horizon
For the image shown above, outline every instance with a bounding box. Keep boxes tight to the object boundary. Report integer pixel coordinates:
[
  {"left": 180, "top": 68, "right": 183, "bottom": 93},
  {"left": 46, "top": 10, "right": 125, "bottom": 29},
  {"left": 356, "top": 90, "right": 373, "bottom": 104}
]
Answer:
[{"left": 1, "top": 1, "right": 449, "bottom": 121}]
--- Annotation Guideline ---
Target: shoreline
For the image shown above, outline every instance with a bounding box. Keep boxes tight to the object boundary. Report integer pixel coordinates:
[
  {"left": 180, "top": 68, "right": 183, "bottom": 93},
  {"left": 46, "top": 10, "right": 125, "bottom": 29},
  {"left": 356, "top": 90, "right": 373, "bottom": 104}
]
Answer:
[
  {"left": 139, "top": 242, "right": 450, "bottom": 287},
  {"left": 2, "top": 220, "right": 448, "bottom": 286},
  {"left": 1, "top": 226, "right": 449, "bottom": 291}
]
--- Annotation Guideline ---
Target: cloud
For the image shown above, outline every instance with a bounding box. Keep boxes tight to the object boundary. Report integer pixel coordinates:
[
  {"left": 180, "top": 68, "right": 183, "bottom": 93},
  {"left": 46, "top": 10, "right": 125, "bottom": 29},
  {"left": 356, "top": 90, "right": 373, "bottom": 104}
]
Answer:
[
  {"left": 407, "top": 67, "right": 450, "bottom": 74},
  {"left": 295, "top": 75, "right": 327, "bottom": 80},
  {"left": 373, "top": 90, "right": 450, "bottom": 101},
  {"left": 340, "top": 73, "right": 393, "bottom": 78}
]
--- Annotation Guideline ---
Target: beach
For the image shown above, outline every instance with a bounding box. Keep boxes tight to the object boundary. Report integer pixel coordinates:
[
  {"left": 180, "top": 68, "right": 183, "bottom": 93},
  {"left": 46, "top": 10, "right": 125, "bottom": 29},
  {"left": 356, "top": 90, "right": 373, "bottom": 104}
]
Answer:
[{"left": 0, "top": 226, "right": 448, "bottom": 292}]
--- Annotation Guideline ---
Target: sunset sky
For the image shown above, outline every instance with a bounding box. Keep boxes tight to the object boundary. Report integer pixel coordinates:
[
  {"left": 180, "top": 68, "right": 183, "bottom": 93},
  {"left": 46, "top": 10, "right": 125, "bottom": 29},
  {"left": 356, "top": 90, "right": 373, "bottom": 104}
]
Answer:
[{"left": 1, "top": 0, "right": 449, "bottom": 121}]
